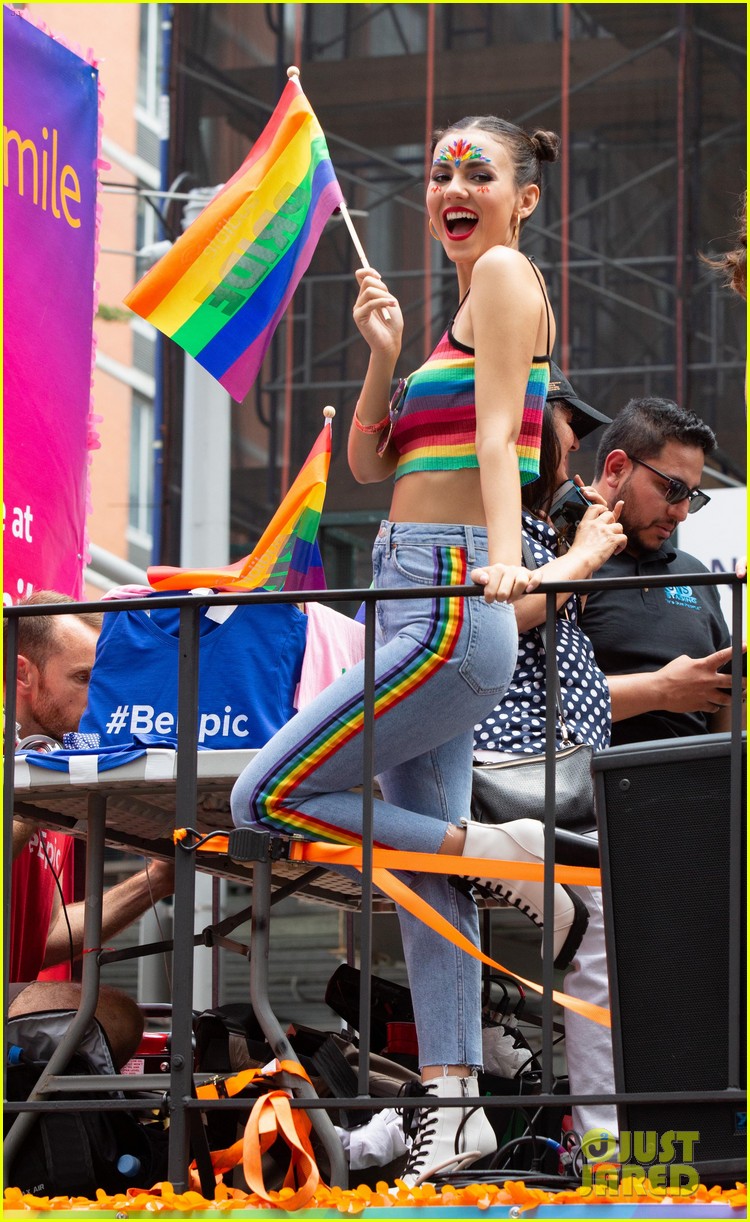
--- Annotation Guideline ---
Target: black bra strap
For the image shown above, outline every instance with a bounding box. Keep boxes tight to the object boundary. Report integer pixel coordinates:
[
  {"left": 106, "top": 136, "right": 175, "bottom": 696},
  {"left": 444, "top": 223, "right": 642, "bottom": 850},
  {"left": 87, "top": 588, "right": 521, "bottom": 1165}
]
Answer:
[
  {"left": 526, "top": 256, "right": 551, "bottom": 357},
  {"left": 450, "top": 286, "right": 472, "bottom": 331},
  {"left": 450, "top": 261, "right": 550, "bottom": 353}
]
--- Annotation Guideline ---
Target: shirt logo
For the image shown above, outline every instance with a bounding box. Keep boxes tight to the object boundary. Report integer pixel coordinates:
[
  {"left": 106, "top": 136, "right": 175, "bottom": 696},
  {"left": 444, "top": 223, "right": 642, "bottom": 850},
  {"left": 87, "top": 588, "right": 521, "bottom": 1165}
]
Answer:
[{"left": 664, "top": 585, "right": 699, "bottom": 610}]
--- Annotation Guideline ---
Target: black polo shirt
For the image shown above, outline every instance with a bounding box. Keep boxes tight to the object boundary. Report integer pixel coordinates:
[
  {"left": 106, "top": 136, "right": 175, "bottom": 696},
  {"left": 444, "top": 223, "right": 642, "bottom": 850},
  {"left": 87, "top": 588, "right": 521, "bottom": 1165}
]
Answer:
[{"left": 581, "top": 541, "right": 730, "bottom": 744}]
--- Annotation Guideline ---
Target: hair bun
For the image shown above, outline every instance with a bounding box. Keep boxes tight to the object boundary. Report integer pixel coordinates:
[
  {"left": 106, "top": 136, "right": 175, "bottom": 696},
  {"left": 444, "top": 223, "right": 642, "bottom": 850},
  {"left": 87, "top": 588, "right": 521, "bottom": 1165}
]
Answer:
[{"left": 530, "top": 129, "right": 561, "bottom": 163}]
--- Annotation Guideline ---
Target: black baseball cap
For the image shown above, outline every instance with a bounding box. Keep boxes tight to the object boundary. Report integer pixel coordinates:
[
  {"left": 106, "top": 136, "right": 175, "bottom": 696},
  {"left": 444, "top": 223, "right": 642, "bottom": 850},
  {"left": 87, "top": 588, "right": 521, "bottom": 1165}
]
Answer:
[{"left": 546, "top": 361, "right": 612, "bottom": 439}]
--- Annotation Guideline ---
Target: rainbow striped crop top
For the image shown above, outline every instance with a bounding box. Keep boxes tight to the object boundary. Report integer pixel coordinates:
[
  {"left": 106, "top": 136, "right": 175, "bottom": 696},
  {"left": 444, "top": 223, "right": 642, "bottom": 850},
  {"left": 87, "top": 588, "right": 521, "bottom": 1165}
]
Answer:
[{"left": 390, "top": 259, "right": 551, "bottom": 485}]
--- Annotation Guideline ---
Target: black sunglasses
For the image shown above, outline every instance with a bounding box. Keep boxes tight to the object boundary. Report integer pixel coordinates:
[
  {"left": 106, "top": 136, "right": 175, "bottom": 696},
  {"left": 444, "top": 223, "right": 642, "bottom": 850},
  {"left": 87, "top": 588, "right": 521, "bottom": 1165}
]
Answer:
[{"left": 627, "top": 455, "right": 711, "bottom": 514}]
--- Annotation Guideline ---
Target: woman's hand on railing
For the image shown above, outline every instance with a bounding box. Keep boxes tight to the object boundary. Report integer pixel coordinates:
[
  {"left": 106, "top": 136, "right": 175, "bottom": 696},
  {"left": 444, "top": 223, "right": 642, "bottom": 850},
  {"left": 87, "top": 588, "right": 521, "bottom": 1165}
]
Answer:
[{"left": 471, "top": 563, "right": 541, "bottom": 604}]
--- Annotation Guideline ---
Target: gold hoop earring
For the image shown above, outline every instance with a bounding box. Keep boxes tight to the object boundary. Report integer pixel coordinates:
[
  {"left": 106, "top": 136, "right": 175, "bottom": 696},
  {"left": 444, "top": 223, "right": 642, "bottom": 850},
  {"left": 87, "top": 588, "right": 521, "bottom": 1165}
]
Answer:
[
  {"left": 512, "top": 213, "right": 521, "bottom": 244},
  {"left": 429, "top": 220, "right": 441, "bottom": 241}
]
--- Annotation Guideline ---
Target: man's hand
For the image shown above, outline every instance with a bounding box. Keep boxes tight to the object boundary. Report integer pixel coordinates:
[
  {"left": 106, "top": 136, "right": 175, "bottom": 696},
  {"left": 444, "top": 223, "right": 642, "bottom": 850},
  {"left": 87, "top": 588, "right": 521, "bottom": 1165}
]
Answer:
[
  {"left": 44, "top": 856, "right": 176, "bottom": 969},
  {"left": 658, "top": 647, "right": 739, "bottom": 713},
  {"left": 571, "top": 500, "right": 627, "bottom": 568},
  {"left": 143, "top": 858, "right": 175, "bottom": 901},
  {"left": 609, "top": 646, "right": 745, "bottom": 724}
]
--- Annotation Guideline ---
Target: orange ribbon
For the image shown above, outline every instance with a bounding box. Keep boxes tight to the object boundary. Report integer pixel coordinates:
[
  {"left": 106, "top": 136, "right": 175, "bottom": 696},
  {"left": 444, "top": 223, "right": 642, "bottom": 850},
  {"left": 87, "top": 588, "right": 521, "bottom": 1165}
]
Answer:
[
  {"left": 289, "top": 840, "right": 601, "bottom": 887},
  {"left": 285, "top": 844, "right": 609, "bottom": 1026},
  {"left": 195, "top": 1057, "right": 311, "bottom": 1101},
  {"left": 206, "top": 1090, "right": 319, "bottom": 1208},
  {"left": 194, "top": 1060, "right": 320, "bottom": 1207},
  {"left": 176, "top": 833, "right": 609, "bottom": 1026},
  {"left": 370, "top": 866, "right": 610, "bottom": 1027}
]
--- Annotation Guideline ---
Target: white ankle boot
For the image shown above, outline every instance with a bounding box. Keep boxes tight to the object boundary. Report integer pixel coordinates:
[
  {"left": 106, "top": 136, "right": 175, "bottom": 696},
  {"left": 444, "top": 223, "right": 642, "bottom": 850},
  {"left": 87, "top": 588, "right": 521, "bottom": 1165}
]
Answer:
[
  {"left": 401, "top": 1074, "right": 496, "bottom": 1187},
  {"left": 461, "top": 818, "right": 589, "bottom": 969}
]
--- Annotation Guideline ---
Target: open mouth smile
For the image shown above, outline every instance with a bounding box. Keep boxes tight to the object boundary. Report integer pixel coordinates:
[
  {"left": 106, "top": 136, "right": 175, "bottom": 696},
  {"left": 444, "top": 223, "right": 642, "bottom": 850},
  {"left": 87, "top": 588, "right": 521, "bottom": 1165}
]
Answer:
[{"left": 441, "top": 209, "right": 479, "bottom": 240}]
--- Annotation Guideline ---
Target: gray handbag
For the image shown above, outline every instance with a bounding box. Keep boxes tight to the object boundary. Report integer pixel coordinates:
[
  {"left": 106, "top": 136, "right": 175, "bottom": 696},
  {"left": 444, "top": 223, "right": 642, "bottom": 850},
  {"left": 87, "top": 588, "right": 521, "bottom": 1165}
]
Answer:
[
  {"left": 470, "top": 738, "right": 595, "bottom": 832},
  {"left": 470, "top": 536, "right": 596, "bottom": 833}
]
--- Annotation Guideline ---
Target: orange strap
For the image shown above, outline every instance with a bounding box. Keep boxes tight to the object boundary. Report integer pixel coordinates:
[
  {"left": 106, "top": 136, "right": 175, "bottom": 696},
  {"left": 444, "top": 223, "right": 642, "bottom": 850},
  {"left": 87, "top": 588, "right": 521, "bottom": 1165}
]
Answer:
[
  {"left": 195, "top": 1057, "right": 311, "bottom": 1101},
  {"left": 175, "top": 829, "right": 601, "bottom": 888},
  {"left": 370, "top": 865, "right": 610, "bottom": 1028},
  {"left": 289, "top": 841, "right": 602, "bottom": 887},
  {"left": 176, "top": 833, "right": 608, "bottom": 1026},
  {"left": 207, "top": 1090, "right": 320, "bottom": 1208}
]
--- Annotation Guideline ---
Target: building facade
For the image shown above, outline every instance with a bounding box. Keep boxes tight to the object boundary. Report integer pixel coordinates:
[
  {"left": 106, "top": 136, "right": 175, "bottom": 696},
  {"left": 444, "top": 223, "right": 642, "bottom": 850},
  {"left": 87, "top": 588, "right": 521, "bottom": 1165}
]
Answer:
[
  {"left": 158, "top": 3, "right": 746, "bottom": 591},
  {"left": 21, "top": 4, "right": 746, "bottom": 589}
]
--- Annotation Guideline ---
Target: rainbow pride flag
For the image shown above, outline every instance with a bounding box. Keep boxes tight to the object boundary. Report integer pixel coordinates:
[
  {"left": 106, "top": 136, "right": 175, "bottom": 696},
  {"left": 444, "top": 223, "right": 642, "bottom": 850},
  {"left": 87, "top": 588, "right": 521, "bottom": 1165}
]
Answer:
[
  {"left": 148, "top": 417, "right": 331, "bottom": 593},
  {"left": 124, "top": 76, "right": 344, "bottom": 402}
]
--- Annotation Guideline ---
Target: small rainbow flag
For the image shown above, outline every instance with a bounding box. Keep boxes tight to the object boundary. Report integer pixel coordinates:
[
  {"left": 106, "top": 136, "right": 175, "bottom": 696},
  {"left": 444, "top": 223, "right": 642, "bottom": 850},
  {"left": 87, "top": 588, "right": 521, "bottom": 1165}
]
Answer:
[
  {"left": 148, "top": 416, "right": 331, "bottom": 593},
  {"left": 124, "top": 75, "right": 344, "bottom": 402}
]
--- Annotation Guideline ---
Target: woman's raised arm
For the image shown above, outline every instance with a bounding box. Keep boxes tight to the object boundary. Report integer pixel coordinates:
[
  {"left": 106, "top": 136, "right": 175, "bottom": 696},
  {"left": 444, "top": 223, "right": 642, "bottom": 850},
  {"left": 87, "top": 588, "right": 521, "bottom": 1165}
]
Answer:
[{"left": 348, "top": 268, "right": 403, "bottom": 484}]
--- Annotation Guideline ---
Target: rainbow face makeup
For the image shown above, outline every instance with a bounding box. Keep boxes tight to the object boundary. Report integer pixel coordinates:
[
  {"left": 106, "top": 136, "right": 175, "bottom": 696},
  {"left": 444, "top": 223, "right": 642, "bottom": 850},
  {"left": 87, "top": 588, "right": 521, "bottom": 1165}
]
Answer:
[{"left": 434, "top": 137, "right": 492, "bottom": 168}]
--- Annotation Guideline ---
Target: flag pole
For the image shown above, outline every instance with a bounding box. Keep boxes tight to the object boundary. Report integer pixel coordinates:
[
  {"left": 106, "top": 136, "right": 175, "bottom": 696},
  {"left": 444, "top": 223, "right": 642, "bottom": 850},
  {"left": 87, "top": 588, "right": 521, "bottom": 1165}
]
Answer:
[
  {"left": 287, "top": 65, "right": 391, "bottom": 322},
  {"left": 337, "top": 202, "right": 392, "bottom": 323}
]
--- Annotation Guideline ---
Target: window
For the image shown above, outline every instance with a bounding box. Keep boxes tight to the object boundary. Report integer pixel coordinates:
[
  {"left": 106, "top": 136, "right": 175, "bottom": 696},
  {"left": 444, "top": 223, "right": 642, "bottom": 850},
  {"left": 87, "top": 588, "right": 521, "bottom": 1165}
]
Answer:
[
  {"left": 137, "top": 4, "right": 164, "bottom": 128},
  {"left": 128, "top": 393, "right": 154, "bottom": 553}
]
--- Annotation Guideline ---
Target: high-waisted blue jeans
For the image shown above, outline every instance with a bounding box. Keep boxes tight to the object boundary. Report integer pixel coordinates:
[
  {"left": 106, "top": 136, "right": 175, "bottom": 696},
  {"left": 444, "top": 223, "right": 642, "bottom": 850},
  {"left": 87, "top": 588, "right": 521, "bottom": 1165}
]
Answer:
[{"left": 231, "top": 522, "right": 518, "bottom": 1067}]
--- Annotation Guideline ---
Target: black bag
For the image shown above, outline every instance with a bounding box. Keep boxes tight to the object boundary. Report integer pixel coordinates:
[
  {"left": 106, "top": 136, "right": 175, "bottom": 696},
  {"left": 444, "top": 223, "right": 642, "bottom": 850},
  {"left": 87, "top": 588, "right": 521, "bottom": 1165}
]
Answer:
[
  {"left": 470, "top": 740, "right": 595, "bottom": 832},
  {"left": 4, "top": 1010, "right": 168, "bottom": 1197},
  {"left": 5, "top": 1056, "right": 169, "bottom": 1197},
  {"left": 324, "top": 963, "right": 414, "bottom": 1053},
  {"left": 194, "top": 1004, "right": 277, "bottom": 1152}
]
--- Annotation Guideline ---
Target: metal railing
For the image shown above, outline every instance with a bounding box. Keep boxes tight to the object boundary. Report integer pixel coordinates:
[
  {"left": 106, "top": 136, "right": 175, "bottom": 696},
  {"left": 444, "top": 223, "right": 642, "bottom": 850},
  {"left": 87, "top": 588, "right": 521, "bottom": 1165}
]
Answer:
[{"left": 3, "top": 570, "right": 746, "bottom": 1191}]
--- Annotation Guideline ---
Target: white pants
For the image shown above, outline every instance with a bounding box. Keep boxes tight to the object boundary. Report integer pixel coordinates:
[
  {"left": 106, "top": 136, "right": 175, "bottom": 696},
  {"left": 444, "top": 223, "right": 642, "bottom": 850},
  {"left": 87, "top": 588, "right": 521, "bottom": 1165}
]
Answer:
[{"left": 565, "top": 858, "right": 618, "bottom": 1141}]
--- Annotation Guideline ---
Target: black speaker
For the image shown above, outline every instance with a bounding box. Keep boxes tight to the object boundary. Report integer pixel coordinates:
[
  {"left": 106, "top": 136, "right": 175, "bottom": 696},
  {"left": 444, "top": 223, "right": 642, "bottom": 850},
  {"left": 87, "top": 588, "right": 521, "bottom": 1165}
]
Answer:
[{"left": 594, "top": 732, "right": 746, "bottom": 1184}]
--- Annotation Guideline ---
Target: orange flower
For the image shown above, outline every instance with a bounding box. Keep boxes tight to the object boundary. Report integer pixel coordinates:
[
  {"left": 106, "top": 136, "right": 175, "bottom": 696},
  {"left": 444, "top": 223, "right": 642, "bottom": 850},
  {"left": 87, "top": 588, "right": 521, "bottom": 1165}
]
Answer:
[{"left": 3, "top": 1178, "right": 747, "bottom": 1213}]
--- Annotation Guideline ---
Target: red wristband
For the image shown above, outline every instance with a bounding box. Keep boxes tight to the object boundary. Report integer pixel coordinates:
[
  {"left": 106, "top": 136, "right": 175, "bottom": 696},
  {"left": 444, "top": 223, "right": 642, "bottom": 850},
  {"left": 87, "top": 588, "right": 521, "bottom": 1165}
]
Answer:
[{"left": 353, "top": 406, "right": 389, "bottom": 435}]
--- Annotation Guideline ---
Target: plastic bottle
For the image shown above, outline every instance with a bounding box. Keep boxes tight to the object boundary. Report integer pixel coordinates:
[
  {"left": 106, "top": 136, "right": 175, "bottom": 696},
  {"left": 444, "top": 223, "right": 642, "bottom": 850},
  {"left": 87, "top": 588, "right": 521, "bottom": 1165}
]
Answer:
[{"left": 116, "top": 1154, "right": 142, "bottom": 1179}]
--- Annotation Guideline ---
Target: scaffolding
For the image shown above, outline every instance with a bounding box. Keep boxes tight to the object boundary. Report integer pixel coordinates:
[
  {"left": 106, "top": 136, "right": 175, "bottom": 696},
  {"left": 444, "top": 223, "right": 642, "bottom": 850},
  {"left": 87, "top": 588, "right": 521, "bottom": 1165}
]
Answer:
[{"left": 155, "top": 3, "right": 745, "bottom": 581}]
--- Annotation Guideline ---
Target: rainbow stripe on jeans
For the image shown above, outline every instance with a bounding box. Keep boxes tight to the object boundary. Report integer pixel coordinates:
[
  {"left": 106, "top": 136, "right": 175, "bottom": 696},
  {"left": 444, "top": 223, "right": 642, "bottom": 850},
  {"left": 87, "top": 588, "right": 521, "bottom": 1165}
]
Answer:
[{"left": 251, "top": 545, "right": 467, "bottom": 842}]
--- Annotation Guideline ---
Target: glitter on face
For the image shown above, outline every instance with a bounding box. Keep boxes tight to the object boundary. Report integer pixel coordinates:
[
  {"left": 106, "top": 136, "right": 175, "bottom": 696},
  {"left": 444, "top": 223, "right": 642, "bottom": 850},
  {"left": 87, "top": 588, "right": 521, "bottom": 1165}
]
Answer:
[{"left": 434, "top": 137, "right": 492, "bottom": 168}]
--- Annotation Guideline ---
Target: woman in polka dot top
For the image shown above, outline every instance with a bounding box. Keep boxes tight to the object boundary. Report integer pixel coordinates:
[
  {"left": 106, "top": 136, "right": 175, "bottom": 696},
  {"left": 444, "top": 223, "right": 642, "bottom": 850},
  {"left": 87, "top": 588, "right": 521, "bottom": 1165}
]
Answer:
[
  {"left": 473, "top": 388, "right": 625, "bottom": 1148},
  {"left": 474, "top": 396, "right": 625, "bottom": 759}
]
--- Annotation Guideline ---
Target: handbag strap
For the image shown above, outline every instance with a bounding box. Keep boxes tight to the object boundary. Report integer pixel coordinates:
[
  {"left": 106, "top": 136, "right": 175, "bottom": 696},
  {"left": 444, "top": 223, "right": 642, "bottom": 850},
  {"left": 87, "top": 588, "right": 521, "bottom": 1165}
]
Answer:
[{"left": 521, "top": 535, "right": 574, "bottom": 746}]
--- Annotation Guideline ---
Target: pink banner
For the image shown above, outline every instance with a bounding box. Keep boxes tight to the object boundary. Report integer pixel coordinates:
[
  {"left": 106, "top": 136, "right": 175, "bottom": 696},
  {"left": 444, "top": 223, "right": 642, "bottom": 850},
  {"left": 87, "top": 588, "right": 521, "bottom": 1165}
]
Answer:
[{"left": 3, "top": 8, "right": 100, "bottom": 603}]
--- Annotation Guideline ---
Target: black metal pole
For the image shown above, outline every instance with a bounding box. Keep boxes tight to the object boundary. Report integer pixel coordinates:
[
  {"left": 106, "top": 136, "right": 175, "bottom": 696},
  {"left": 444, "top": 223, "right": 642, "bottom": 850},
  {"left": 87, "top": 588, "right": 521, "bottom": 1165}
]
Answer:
[
  {"left": 541, "top": 591, "right": 557, "bottom": 1094},
  {"left": 726, "top": 579, "right": 744, "bottom": 1087},
  {"left": 356, "top": 596, "right": 376, "bottom": 1095},
  {"left": 167, "top": 603, "right": 201, "bottom": 1188}
]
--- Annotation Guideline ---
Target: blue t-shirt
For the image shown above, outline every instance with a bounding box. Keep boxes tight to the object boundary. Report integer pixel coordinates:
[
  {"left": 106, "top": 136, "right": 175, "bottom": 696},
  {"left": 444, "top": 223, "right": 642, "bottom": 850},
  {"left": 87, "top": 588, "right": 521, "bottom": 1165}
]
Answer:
[{"left": 80, "top": 596, "right": 307, "bottom": 750}]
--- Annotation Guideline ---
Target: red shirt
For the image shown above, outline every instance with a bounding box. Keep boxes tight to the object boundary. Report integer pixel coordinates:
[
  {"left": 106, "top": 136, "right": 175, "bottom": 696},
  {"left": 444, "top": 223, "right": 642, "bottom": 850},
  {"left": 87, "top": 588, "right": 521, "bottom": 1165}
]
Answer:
[{"left": 10, "top": 830, "right": 73, "bottom": 983}]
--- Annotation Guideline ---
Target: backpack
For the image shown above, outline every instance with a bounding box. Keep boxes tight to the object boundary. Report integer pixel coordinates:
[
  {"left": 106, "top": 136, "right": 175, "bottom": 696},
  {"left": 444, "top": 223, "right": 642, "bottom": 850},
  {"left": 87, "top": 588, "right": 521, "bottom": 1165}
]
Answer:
[{"left": 4, "top": 1010, "right": 169, "bottom": 1196}]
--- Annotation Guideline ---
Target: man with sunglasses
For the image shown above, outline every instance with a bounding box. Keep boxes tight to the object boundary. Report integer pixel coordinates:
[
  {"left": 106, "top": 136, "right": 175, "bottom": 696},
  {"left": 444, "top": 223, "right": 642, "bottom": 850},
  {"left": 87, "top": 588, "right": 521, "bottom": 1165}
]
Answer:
[{"left": 581, "top": 396, "right": 735, "bottom": 745}]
